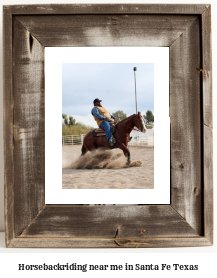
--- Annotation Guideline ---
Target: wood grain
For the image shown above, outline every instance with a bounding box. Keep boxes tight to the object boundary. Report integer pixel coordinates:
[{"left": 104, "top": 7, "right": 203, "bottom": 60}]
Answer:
[
  {"left": 201, "top": 6, "right": 213, "bottom": 244},
  {"left": 8, "top": 236, "right": 212, "bottom": 248},
  {"left": 3, "top": 7, "right": 14, "bottom": 247},
  {"left": 12, "top": 17, "right": 45, "bottom": 237},
  {"left": 203, "top": 126, "right": 213, "bottom": 243},
  {"left": 4, "top": 4, "right": 207, "bottom": 15},
  {"left": 16, "top": 15, "right": 197, "bottom": 47},
  {"left": 20, "top": 205, "right": 198, "bottom": 238},
  {"left": 202, "top": 6, "right": 212, "bottom": 129},
  {"left": 170, "top": 17, "right": 202, "bottom": 235}
]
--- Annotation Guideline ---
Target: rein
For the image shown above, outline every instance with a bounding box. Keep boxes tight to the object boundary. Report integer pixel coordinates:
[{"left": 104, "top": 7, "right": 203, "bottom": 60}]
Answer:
[
  {"left": 116, "top": 122, "right": 134, "bottom": 130},
  {"left": 114, "top": 115, "right": 141, "bottom": 131},
  {"left": 113, "top": 115, "right": 135, "bottom": 130}
]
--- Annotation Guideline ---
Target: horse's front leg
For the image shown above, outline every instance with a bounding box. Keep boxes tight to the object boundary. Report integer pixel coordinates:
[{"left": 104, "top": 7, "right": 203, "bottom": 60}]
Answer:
[
  {"left": 126, "top": 153, "right": 131, "bottom": 165},
  {"left": 117, "top": 142, "right": 131, "bottom": 165}
]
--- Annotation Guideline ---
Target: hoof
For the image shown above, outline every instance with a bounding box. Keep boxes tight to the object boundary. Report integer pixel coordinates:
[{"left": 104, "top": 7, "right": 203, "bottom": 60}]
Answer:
[{"left": 126, "top": 160, "right": 131, "bottom": 166}]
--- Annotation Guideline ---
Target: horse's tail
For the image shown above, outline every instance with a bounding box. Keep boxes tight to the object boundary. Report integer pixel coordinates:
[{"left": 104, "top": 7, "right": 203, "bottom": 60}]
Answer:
[{"left": 81, "top": 144, "right": 87, "bottom": 156}]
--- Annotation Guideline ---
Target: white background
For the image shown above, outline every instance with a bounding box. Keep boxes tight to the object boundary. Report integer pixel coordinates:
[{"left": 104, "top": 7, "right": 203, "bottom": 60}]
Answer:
[
  {"left": 45, "top": 47, "right": 170, "bottom": 204},
  {"left": 0, "top": 0, "right": 216, "bottom": 276}
]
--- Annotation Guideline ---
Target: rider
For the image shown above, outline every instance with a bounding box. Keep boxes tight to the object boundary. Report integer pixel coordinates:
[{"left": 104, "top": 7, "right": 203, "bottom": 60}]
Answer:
[{"left": 91, "top": 98, "right": 116, "bottom": 146}]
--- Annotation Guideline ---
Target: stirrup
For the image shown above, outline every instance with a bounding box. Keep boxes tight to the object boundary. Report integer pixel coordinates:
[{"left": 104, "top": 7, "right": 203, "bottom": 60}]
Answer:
[{"left": 109, "top": 137, "right": 116, "bottom": 146}]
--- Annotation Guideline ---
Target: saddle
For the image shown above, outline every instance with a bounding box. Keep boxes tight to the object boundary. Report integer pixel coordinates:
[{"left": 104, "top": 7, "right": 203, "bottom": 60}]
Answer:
[{"left": 93, "top": 124, "right": 117, "bottom": 137}]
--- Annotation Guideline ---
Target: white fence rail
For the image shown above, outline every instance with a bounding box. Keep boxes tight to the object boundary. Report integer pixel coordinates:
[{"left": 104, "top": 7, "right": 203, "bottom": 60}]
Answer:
[
  {"left": 62, "top": 134, "right": 84, "bottom": 146},
  {"left": 128, "top": 129, "right": 154, "bottom": 146},
  {"left": 62, "top": 129, "right": 154, "bottom": 146}
]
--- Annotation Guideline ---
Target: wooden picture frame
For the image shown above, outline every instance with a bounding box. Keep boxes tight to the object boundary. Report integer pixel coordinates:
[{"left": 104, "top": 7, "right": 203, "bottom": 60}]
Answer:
[{"left": 3, "top": 4, "right": 213, "bottom": 248}]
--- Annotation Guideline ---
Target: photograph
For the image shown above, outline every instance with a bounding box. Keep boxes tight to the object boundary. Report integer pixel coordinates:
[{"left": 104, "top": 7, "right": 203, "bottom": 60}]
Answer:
[{"left": 62, "top": 63, "right": 154, "bottom": 189}]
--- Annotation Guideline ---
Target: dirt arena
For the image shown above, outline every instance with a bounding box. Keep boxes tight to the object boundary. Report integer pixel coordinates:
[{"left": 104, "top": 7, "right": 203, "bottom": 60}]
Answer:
[{"left": 62, "top": 145, "right": 154, "bottom": 189}]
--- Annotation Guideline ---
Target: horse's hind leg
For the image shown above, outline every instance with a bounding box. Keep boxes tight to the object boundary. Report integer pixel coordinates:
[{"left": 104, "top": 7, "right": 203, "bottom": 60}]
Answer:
[
  {"left": 82, "top": 139, "right": 97, "bottom": 153},
  {"left": 81, "top": 144, "right": 88, "bottom": 156}
]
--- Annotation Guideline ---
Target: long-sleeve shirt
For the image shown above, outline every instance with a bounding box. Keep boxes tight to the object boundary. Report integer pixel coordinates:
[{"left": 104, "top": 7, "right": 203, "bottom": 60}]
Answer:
[{"left": 92, "top": 107, "right": 113, "bottom": 120}]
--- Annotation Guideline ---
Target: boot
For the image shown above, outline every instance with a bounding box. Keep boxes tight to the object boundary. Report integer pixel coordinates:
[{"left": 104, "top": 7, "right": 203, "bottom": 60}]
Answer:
[{"left": 109, "top": 136, "right": 116, "bottom": 147}]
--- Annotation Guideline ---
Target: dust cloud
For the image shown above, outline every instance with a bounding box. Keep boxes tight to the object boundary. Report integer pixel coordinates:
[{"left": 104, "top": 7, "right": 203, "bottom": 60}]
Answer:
[{"left": 62, "top": 149, "right": 142, "bottom": 169}]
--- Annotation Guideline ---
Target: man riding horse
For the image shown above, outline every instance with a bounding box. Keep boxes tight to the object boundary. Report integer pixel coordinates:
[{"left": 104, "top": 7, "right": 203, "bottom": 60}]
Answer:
[
  {"left": 82, "top": 101, "right": 146, "bottom": 165},
  {"left": 91, "top": 98, "right": 116, "bottom": 146}
]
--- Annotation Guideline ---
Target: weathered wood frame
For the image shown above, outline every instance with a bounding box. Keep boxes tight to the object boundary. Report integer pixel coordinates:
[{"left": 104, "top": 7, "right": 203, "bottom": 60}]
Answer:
[{"left": 3, "top": 4, "right": 212, "bottom": 248}]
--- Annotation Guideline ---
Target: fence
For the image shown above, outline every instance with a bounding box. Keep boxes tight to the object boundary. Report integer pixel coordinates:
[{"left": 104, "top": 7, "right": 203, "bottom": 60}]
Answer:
[
  {"left": 128, "top": 129, "right": 154, "bottom": 146},
  {"left": 62, "top": 129, "right": 154, "bottom": 146},
  {"left": 62, "top": 134, "right": 84, "bottom": 146}
]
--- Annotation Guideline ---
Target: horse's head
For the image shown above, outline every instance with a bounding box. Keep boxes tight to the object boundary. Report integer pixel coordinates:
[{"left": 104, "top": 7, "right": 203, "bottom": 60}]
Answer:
[{"left": 134, "top": 112, "right": 147, "bottom": 133}]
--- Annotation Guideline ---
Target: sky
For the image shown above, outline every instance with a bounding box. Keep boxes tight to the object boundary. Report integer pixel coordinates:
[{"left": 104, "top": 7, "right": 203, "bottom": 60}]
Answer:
[{"left": 62, "top": 63, "right": 154, "bottom": 128}]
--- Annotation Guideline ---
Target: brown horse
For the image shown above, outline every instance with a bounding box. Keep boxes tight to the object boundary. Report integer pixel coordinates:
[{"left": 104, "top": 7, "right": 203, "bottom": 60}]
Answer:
[{"left": 81, "top": 112, "right": 147, "bottom": 165}]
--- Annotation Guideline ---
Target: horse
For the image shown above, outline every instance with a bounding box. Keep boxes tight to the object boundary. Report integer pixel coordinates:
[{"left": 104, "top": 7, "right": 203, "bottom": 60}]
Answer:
[{"left": 81, "top": 112, "right": 147, "bottom": 165}]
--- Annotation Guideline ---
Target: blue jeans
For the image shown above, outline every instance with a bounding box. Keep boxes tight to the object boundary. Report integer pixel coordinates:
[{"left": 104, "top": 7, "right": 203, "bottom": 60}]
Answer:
[{"left": 100, "top": 121, "right": 111, "bottom": 142}]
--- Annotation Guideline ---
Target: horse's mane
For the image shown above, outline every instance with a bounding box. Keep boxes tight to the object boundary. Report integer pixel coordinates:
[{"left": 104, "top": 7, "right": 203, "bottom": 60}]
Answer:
[{"left": 117, "top": 114, "right": 136, "bottom": 125}]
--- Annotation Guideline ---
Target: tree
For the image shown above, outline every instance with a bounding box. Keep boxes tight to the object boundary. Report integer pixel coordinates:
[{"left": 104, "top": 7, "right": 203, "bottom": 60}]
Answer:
[
  {"left": 62, "top": 114, "right": 68, "bottom": 125},
  {"left": 112, "top": 110, "right": 127, "bottom": 123},
  {"left": 143, "top": 110, "right": 154, "bottom": 124},
  {"left": 62, "top": 114, "right": 76, "bottom": 126},
  {"left": 69, "top": 116, "right": 76, "bottom": 126}
]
